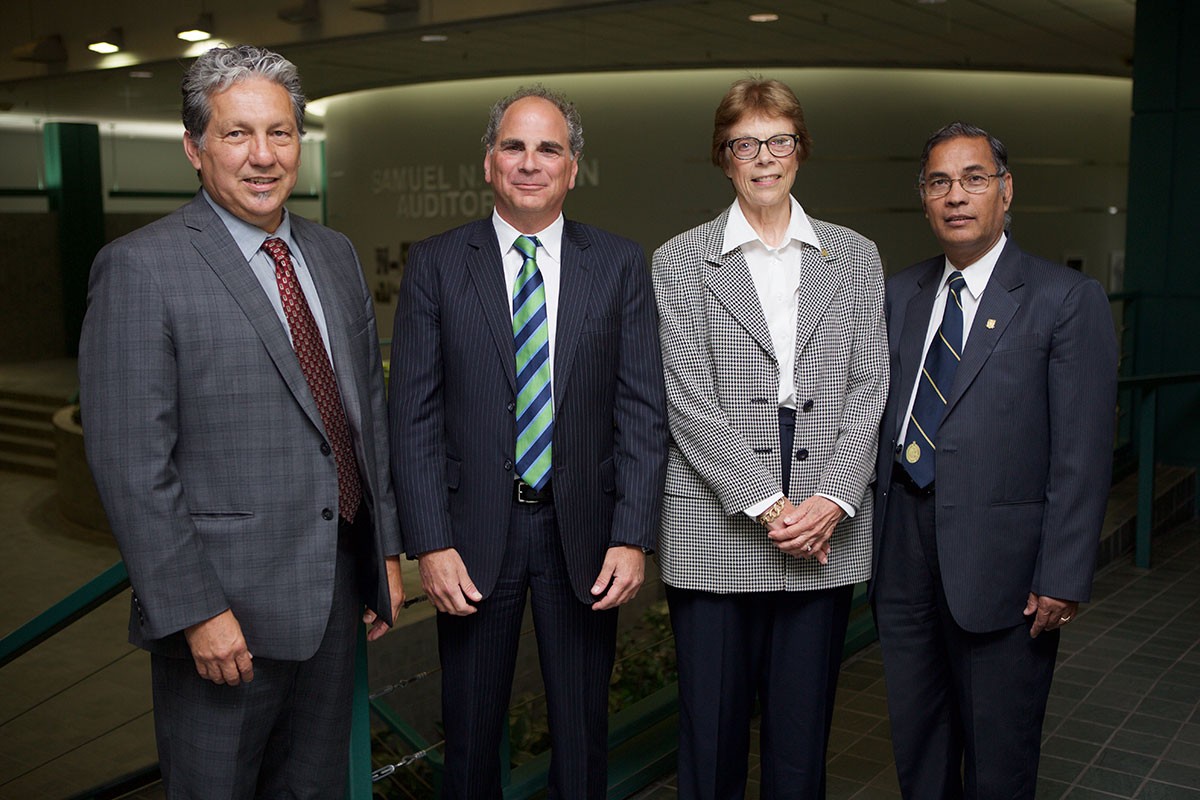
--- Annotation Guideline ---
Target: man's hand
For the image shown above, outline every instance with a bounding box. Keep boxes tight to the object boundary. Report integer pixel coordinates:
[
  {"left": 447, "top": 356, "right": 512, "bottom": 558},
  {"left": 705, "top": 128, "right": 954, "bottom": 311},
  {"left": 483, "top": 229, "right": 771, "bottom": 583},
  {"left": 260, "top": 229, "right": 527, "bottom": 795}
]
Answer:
[
  {"left": 364, "top": 555, "right": 406, "bottom": 641},
  {"left": 766, "top": 495, "right": 844, "bottom": 564},
  {"left": 418, "top": 548, "right": 483, "bottom": 615},
  {"left": 591, "top": 545, "right": 645, "bottom": 611},
  {"left": 184, "top": 609, "right": 253, "bottom": 685},
  {"left": 1025, "top": 593, "right": 1079, "bottom": 638}
]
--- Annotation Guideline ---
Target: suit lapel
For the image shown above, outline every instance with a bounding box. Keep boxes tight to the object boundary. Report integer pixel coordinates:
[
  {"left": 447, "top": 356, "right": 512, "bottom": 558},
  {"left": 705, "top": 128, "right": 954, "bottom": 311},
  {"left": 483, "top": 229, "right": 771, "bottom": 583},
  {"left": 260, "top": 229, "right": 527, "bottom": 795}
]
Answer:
[
  {"left": 894, "top": 260, "right": 943, "bottom": 438},
  {"left": 552, "top": 220, "right": 589, "bottom": 411},
  {"left": 464, "top": 220, "right": 517, "bottom": 393},
  {"left": 183, "top": 197, "right": 326, "bottom": 436},
  {"left": 702, "top": 214, "right": 774, "bottom": 360},
  {"left": 944, "top": 240, "right": 1023, "bottom": 416},
  {"left": 793, "top": 230, "right": 840, "bottom": 358}
]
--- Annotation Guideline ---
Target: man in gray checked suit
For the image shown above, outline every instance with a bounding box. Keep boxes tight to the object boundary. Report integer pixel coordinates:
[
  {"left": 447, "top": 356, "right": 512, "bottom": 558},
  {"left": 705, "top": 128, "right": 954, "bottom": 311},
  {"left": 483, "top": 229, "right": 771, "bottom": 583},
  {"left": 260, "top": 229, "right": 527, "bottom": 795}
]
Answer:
[{"left": 79, "top": 45, "right": 403, "bottom": 798}]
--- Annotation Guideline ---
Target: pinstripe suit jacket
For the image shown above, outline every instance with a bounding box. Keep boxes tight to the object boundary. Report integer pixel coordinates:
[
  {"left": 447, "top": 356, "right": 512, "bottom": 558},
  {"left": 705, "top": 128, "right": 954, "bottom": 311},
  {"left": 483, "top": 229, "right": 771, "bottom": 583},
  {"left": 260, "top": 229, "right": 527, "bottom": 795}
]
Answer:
[
  {"left": 388, "top": 217, "right": 667, "bottom": 603},
  {"left": 871, "top": 239, "right": 1118, "bottom": 633},
  {"left": 79, "top": 192, "right": 401, "bottom": 660},
  {"left": 652, "top": 208, "right": 888, "bottom": 593}
]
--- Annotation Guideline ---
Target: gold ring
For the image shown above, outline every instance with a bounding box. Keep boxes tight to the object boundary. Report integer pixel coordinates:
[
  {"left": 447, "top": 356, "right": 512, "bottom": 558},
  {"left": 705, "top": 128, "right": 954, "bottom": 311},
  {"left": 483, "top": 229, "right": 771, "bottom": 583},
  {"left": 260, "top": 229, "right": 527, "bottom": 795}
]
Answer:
[{"left": 804, "top": 544, "right": 812, "bottom": 552}]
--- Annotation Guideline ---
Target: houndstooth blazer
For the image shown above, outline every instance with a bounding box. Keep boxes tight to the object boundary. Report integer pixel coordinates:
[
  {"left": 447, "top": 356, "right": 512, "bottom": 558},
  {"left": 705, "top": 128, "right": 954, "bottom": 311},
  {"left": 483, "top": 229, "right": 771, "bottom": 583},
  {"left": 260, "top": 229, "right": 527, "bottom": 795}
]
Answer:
[{"left": 652, "top": 207, "right": 888, "bottom": 593}]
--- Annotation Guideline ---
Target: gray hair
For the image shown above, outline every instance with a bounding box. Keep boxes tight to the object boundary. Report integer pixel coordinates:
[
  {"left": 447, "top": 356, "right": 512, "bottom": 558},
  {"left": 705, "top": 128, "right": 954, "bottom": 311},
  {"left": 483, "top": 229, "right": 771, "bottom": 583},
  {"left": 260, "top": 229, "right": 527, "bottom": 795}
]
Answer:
[
  {"left": 182, "top": 45, "right": 306, "bottom": 150},
  {"left": 918, "top": 121, "right": 1009, "bottom": 187},
  {"left": 482, "top": 85, "right": 584, "bottom": 158},
  {"left": 918, "top": 121, "right": 1011, "bottom": 228}
]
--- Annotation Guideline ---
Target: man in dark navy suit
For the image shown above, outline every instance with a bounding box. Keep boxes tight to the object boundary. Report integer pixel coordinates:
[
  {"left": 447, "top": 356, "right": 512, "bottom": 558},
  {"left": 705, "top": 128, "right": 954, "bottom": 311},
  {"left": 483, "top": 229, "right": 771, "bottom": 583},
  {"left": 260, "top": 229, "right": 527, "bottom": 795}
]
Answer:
[
  {"left": 388, "top": 86, "right": 667, "bottom": 799},
  {"left": 872, "top": 122, "right": 1118, "bottom": 799}
]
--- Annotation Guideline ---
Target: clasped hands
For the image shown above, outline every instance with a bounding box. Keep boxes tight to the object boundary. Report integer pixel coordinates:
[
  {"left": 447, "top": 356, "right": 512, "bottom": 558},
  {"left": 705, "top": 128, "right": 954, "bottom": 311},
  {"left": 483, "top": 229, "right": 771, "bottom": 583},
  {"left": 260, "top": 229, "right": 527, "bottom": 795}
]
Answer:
[{"left": 763, "top": 495, "right": 843, "bottom": 564}]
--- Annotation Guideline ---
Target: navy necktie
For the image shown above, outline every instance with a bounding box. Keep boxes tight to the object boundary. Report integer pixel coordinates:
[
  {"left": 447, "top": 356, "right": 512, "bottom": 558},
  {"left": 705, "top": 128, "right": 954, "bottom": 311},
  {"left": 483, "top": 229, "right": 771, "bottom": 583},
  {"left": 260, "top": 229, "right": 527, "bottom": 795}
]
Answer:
[{"left": 902, "top": 270, "right": 966, "bottom": 488}]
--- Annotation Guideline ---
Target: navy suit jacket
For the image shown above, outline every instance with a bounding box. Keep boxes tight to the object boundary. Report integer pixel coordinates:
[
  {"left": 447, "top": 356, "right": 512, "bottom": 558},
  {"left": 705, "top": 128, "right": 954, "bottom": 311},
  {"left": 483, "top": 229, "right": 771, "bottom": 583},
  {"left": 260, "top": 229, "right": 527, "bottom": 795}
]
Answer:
[
  {"left": 388, "top": 217, "right": 667, "bottom": 603},
  {"left": 872, "top": 238, "right": 1118, "bottom": 633}
]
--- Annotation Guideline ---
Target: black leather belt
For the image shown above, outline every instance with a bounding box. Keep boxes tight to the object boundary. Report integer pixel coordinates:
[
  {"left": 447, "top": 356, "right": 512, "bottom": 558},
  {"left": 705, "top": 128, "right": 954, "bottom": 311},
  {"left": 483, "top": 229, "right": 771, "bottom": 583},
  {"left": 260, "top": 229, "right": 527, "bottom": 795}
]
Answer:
[
  {"left": 892, "top": 462, "right": 935, "bottom": 496},
  {"left": 514, "top": 479, "right": 553, "bottom": 504}
]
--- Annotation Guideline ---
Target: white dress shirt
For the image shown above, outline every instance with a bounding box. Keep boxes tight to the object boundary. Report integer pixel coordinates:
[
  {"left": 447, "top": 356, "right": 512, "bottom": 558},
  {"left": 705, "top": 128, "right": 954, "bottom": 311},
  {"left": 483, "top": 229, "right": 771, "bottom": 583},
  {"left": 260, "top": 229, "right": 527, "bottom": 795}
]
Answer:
[
  {"left": 722, "top": 194, "right": 819, "bottom": 409},
  {"left": 721, "top": 196, "right": 854, "bottom": 519},
  {"left": 492, "top": 210, "right": 564, "bottom": 385},
  {"left": 898, "top": 233, "right": 1007, "bottom": 447},
  {"left": 203, "top": 190, "right": 335, "bottom": 363}
]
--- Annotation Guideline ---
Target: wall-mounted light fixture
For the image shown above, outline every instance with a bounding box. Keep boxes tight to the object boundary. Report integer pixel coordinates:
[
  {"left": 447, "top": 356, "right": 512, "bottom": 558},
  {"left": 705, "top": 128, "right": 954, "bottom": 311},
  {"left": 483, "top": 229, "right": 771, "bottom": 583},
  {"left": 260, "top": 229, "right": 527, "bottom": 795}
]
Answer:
[
  {"left": 13, "top": 35, "right": 68, "bottom": 63},
  {"left": 279, "top": 0, "right": 320, "bottom": 24},
  {"left": 88, "top": 28, "right": 125, "bottom": 54},
  {"left": 176, "top": 13, "right": 214, "bottom": 42},
  {"left": 353, "top": 0, "right": 418, "bottom": 14}
]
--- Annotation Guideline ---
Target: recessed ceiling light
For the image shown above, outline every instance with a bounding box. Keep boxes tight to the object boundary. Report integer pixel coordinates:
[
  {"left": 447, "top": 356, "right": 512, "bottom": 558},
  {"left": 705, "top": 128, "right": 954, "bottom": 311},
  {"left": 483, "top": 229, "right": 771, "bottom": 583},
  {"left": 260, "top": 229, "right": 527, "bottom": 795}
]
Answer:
[
  {"left": 420, "top": 34, "right": 448, "bottom": 43},
  {"left": 88, "top": 28, "right": 124, "bottom": 54},
  {"left": 748, "top": 13, "right": 780, "bottom": 23},
  {"left": 176, "top": 14, "right": 214, "bottom": 42}
]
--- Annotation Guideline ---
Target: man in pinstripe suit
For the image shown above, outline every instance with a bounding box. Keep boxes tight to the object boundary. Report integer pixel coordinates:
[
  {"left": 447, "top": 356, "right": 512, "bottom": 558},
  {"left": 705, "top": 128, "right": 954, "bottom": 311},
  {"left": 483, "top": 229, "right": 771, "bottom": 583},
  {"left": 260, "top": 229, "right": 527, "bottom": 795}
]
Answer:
[
  {"left": 388, "top": 86, "right": 667, "bottom": 799},
  {"left": 80, "top": 46, "right": 404, "bottom": 797},
  {"left": 872, "top": 122, "right": 1118, "bottom": 799}
]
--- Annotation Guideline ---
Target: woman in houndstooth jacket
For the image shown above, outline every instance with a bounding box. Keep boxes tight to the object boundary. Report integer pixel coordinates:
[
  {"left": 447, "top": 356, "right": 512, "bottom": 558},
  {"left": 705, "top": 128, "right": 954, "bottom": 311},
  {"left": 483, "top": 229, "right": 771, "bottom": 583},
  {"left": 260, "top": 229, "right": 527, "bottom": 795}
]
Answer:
[{"left": 652, "top": 78, "right": 889, "bottom": 799}]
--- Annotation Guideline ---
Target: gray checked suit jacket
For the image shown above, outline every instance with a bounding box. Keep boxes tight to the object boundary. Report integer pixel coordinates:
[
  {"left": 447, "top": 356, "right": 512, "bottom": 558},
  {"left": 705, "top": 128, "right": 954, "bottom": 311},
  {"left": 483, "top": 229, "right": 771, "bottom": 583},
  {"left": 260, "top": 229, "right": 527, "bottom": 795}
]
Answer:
[
  {"left": 79, "top": 192, "right": 401, "bottom": 661},
  {"left": 652, "top": 208, "right": 888, "bottom": 593}
]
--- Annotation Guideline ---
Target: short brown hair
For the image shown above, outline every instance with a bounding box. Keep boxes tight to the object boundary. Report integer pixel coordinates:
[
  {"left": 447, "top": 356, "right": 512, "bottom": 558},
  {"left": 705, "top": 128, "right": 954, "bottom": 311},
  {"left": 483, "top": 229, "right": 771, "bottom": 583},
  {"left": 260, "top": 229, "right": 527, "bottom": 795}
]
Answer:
[{"left": 711, "top": 78, "right": 812, "bottom": 167}]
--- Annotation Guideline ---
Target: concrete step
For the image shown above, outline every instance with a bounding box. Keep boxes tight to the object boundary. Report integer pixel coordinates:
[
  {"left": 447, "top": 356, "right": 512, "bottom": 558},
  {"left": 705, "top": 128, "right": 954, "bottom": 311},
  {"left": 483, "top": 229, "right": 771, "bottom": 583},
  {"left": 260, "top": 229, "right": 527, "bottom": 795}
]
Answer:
[
  {"left": 0, "top": 387, "right": 71, "bottom": 407},
  {"left": 0, "top": 451, "right": 55, "bottom": 478},
  {"left": 0, "top": 430, "right": 55, "bottom": 458},
  {"left": 0, "top": 397, "right": 60, "bottom": 423},
  {"left": 0, "top": 415, "right": 55, "bottom": 441}
]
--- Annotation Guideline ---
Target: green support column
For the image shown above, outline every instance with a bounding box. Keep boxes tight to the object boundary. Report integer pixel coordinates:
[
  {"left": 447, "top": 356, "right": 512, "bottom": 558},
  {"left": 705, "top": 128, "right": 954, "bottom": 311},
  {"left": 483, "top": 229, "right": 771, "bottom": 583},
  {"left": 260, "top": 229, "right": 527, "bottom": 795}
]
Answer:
[
  {"left": 43, "top": 122, "right": 105, "bottom": 357},
  {"left": 1125, "top": 1, "right": 1200, "bottom": 497}
]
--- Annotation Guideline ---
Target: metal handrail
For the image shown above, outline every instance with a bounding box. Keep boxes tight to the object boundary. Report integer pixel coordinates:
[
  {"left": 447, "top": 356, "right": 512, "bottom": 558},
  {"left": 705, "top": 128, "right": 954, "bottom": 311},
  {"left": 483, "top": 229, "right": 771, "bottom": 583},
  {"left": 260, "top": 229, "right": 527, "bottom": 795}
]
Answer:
[{"left": 0, "top": 560, "right": 128, "bottom": 669}]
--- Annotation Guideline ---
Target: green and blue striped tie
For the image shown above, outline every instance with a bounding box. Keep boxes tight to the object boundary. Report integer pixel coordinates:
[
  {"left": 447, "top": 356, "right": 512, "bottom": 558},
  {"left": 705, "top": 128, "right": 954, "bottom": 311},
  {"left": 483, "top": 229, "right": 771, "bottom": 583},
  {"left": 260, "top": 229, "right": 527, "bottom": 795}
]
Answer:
[{"left": 512, "top": 235, "right": 553, "bottom": 490}]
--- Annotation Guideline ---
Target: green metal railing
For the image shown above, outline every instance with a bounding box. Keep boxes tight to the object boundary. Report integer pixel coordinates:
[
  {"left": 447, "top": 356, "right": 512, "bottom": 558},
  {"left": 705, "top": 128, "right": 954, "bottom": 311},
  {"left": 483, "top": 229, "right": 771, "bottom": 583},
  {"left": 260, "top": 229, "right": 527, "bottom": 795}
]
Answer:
[{"left": 1118, "top": 371, "right": 1200, "bottom": 568}]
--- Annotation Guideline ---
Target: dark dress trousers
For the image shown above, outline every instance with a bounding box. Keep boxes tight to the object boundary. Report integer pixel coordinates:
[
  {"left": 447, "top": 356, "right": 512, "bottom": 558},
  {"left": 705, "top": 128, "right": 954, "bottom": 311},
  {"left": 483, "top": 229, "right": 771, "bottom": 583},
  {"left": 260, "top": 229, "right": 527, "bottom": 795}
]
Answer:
[
  {"left": 871, "top": 238, "right": 1118, "bottom": 799},
  {"left": 389, "top": 217, "right": 667, "bottom": 799}
]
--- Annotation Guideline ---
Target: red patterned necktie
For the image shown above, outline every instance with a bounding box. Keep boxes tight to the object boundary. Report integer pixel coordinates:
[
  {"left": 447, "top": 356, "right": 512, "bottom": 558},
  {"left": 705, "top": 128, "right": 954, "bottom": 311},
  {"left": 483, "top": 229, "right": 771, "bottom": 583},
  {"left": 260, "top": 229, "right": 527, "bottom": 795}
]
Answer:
[{"left": 262, "top": 237, "right": 362, "bottom": 523}]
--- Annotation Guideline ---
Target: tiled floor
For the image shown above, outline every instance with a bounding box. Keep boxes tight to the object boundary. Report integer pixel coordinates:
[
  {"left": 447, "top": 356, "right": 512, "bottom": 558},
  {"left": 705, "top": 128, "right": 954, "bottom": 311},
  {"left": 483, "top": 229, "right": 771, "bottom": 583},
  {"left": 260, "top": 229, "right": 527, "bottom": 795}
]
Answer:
[{"left": 633, "top": 520, "right": 1200, "bottom": 800}]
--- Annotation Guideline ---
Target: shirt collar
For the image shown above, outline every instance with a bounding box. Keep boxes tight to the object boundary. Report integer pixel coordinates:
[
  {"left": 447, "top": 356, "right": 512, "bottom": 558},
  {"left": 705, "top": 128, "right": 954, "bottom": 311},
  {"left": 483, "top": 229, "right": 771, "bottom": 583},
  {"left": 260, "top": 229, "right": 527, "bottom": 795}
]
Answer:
[
  {"left": 941, "top": 232, "right": 1006, "bottom": 301},
  {"left": 491, "top": 210, "right": 565, "bottom": 263},
  {"left": 721, "top": 194, "right": 819, "bottom": 256},
  {"left": 202, "top": 189, "right": 293, "bottom": 261}
]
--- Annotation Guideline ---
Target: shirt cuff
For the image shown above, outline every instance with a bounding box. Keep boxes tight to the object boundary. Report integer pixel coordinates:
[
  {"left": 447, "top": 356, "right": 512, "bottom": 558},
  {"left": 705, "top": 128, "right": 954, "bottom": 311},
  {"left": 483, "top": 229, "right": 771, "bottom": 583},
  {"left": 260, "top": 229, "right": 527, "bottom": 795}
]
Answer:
[
  {"left": 816, "top": 492, "right": 856, "bottom": 518},
  {"left": 744, "top": 492, "right": 785, "bottom": 519}
]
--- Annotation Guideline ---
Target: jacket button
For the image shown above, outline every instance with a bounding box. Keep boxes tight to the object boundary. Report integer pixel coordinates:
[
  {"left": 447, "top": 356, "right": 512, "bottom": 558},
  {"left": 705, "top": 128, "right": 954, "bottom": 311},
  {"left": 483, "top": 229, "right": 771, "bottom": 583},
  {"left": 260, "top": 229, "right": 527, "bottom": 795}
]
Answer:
[
  {"left": 795, "top": 448, "right": 809, "bottom": 461},
  {"left": 507, "top": 401, "right": 515, "bottom": 413},
  {"left": 322, "top": 508, "right": 334, "bottom": 521},
  {"left": 320, "top": 442, "right": 331, "bottom": 456},
  {"left": 504, "top": 460, "right": 513, "bottom": 471},
  {"left": 803, "top": 399, "right": 814, "bottom": 412}
]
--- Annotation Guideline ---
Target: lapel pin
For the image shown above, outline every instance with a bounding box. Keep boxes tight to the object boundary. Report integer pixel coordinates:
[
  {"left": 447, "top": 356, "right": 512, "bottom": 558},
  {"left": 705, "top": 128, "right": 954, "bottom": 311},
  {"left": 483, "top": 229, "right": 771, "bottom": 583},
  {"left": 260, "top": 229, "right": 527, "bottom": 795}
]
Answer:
[
  {"left": 820, "top": 248, "right": 828, "bottom": 258},
  {"left": 986, "top": 318, "right": 996, "bottom": 329}
]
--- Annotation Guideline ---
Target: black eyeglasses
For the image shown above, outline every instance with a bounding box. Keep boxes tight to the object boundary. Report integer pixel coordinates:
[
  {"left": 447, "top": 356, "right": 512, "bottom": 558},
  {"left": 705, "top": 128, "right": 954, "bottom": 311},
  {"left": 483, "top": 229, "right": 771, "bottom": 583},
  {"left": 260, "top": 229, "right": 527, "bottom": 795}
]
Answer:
[
  {"left": 725, "top": 133, "right": 801, "bottom": 161},
  {"left": 921, "top": 173, "right": 1003, "bottom": 198}
]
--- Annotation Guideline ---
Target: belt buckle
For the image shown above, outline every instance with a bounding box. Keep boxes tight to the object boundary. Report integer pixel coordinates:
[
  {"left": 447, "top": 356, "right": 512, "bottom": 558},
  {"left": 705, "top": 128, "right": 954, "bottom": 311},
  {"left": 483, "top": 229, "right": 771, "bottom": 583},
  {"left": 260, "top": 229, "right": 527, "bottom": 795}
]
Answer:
[{"left": 515, "top": 480, "right": 539, "bottom": 504}]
